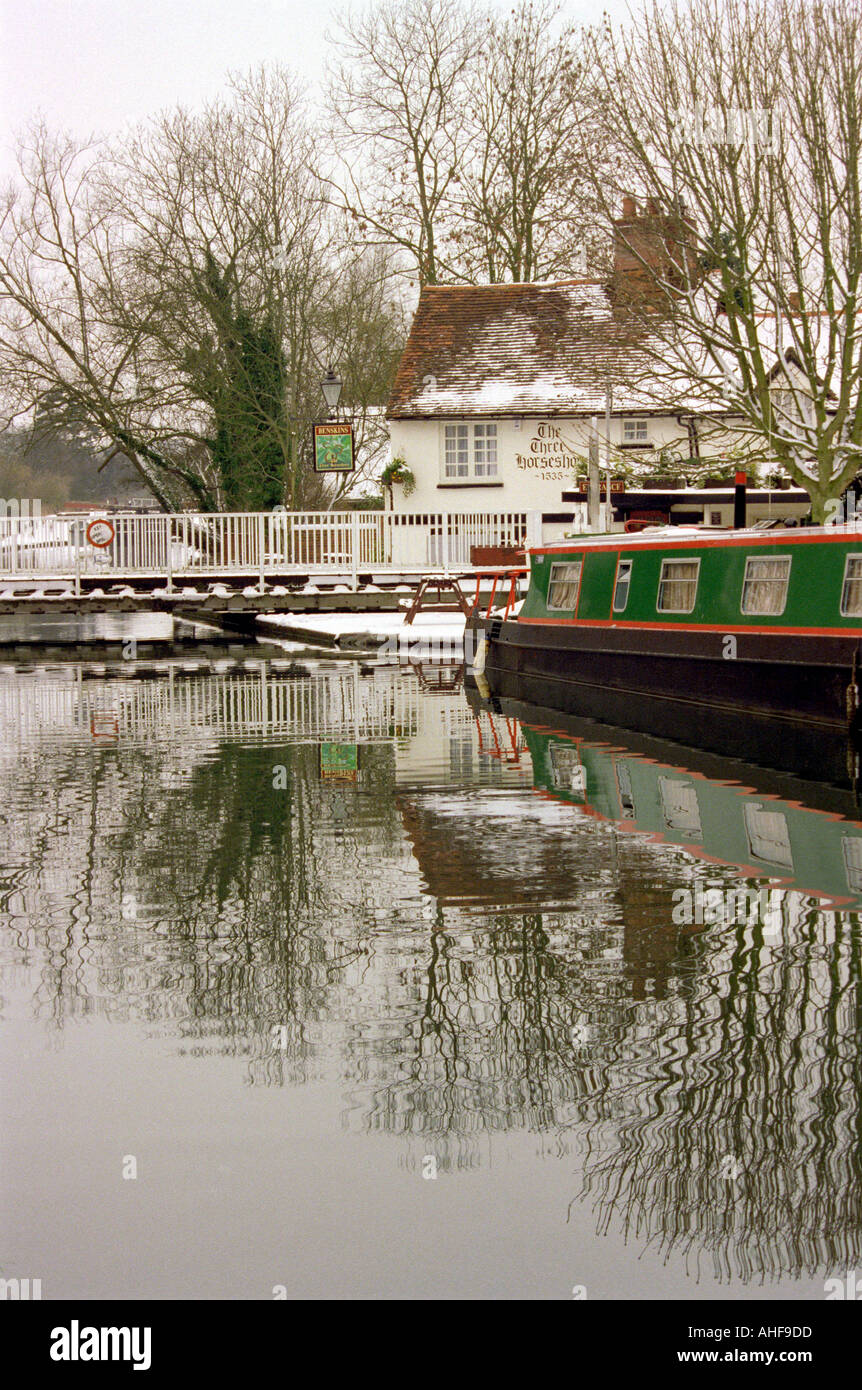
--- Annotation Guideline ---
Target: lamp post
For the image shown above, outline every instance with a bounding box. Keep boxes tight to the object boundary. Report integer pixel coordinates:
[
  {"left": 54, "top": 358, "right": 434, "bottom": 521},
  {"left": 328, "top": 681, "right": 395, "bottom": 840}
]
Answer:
[
  {"left": 605, "top": 382, "right": 614, "bottom": 532},
  {"left": 321, "top": 367, "right": 343, "bottom": 417}
]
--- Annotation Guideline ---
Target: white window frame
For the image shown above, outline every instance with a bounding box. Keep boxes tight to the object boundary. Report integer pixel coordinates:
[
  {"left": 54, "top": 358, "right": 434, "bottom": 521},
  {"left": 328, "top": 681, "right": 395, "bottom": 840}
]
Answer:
[
  {"left": 657, "top": 557, "right": 700, "bottom": 614},
  {"left": 443, "top": 423, "right": 469, "bottom": 479},
  {"left": 622, "top": 418, "right": 649, "bottom": 444},
  {"left": 472, "top": 421, "right": 498, "bottom": 479},
  {"left": 442, "top": 422, "right": 499, "bottom": 481},
  {"left": 549, "top": 742, "right": 585, "bottom": 796},
  {"left": 613, "top": 558, "right": 633, "bottom": 612},
  {"left": 840, "top": 554, "right": 862, "bottom": 617},
  {"left": 658, "top": 776, "right": 703, "bottom": 836},
  {"left": 740, "top": 555, "right": 791, "bottom": 616},
  {"left": 547, "top": 560, "right": 582, "bottom": 612}
]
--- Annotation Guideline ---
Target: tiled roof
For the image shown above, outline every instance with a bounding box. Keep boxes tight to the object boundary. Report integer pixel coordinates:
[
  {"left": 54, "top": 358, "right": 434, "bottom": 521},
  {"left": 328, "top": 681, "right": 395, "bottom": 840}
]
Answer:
[{"left": 387, "top": 280, "right": 696, "bottom": 418}]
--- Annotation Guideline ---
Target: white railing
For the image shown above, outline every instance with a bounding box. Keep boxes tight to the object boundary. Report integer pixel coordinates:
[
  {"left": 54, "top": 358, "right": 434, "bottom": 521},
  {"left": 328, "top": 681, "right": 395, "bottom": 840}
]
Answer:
[{"left": 0, "top": 509, "right": 541, "bottom": 584}]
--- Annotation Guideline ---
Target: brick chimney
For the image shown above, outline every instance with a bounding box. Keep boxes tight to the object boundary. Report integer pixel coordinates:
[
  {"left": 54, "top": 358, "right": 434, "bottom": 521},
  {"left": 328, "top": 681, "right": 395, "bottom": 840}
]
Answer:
[{"left": 610, "top": 196, "right": 698, "bottom": 310}]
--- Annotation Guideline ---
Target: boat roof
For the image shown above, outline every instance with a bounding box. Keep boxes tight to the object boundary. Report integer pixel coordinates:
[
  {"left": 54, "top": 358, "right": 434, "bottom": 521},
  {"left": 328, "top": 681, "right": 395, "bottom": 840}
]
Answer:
[{"left": 534, "top": 523, "right": 862, "bottom": 552}]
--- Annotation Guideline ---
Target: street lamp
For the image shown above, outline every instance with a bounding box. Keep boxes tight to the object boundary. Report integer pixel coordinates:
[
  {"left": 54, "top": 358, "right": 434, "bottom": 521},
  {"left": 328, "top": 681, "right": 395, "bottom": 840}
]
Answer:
[{"left": 321, "top": 367, "right": 343, "bottom": 416}]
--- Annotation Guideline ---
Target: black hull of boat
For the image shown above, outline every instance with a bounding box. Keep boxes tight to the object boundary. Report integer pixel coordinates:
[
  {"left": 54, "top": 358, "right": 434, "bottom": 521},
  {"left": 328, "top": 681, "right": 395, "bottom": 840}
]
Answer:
[{"left": 467, "top": 615, "right": 862, "bottom": 785}]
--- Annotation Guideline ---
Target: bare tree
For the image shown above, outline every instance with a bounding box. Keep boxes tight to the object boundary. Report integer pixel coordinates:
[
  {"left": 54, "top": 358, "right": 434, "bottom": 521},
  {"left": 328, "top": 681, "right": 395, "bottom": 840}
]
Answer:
[
  {"left": 0, "top": 68, "right": 405, "bottom": 512},
  {"left": 0, "top": 126, "right": 198, "bottom": 510},
  {"left": 458, "top": 1, "right": 607, "bottom": 283},
  {"left": 108, "top": 66, "right": 328, "bottom": 510},
  {"left": 327, "top": 0, "right": 483, "bottom": 286},
  {"left": 307, "top": 248, "right": 407, "bottom": 505},
  {"left": 578, "top": 0, "right": 862, "bottom": 521}
]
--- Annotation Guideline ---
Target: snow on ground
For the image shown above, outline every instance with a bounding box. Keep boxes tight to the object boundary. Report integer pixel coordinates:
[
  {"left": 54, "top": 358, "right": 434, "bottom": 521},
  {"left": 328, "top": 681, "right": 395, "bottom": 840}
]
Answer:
[
  {"left": 260, "top": 608, "right": 468, "bottom": 655},
  {"left": 262, "top": 610, "right": 464, "bottom": 639}
]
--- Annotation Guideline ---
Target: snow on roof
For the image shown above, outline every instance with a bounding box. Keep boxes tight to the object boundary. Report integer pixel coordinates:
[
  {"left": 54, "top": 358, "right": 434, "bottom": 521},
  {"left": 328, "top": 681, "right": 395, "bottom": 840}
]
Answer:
[
  {"left": 387, "top": 280, "right": 849, "bottom": 422},
  {"left": 387, "top": 280, "right": 700, "bottom": 418}
]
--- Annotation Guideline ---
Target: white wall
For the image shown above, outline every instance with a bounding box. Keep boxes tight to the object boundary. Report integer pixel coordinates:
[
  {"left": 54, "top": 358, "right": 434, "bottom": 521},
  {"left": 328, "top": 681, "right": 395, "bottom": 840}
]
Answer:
[{"left": 387, "top": 414, "right": 738, "bottom": 514}]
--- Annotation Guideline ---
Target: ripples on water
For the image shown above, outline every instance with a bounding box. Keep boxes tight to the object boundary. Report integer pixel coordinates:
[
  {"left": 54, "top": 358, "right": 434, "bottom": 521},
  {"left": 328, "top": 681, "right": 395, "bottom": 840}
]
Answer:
[{"left": 0, "top": 658, "right": 860, "bottom": 1297}]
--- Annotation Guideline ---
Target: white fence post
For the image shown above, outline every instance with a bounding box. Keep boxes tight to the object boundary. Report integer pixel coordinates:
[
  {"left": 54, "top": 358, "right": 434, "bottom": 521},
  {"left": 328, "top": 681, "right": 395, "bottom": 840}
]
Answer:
[
  {"left": 442, "top": 514, "right": 450, "bottom": 577},
  {"left": 165, "top": 515, "right": 173, "bottom": 594},
  {"left": 350, "top": 512, "right": 360, "bottom": 590},
  {"left": 526, "top": 510, "right": 543, "bottom": 551},
  {"left": 258, "top": 512, "right": 266, "bottom": 593}
]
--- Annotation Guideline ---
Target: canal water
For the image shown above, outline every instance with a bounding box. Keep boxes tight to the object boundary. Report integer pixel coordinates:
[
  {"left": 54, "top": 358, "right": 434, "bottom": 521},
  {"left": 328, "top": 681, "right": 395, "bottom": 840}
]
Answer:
[{"left": 1, "top": 657, "right": 859, "bottom": 1300}]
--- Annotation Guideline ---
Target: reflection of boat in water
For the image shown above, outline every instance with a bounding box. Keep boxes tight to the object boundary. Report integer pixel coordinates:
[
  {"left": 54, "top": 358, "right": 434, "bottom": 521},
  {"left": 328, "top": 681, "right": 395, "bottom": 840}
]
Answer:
[
  {"left": 456, "top": 692, "right": 862, "bottom": 1281},
  {"left": 465, "top": 688, "right": 862, "bottom": 912},
  {"left": 470, "top": 638, "right": 862, "bottom": 787}
]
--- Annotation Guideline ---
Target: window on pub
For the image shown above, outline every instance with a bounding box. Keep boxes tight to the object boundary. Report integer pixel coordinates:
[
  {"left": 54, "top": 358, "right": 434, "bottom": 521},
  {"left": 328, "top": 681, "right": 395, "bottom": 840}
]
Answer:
[
  {"left": 657, "top": 558, "right": 700, "bottom": 612},
  {"left": 443, "top": 422, "right": 498, "bottom": 479},
  {"left": 840, "top": 555, "right": 862, "bottom": 616},
  {"left": 741, "top": 556, "right": 791, "bottom": 615},
  {"left": 613, "top": 558, "right": 633, "bottom": 611},
  {"left": 623, "top": 418, "right": 649, "bottom": 443},
  {"left": 473, "top": 423, "right": 498, "bottom": 477},
  {"left": 547, "top": 560, "right": 582, "bottom": 611},
  {"left": 444, "top": 424, "right": 469, "bottom": 478}
]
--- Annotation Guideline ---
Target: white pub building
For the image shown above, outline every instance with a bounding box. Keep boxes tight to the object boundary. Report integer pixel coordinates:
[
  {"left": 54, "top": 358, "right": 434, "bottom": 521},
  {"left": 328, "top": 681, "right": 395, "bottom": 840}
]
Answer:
[{"left": 385, "top": 202, "right": 810, "bottom": 541}]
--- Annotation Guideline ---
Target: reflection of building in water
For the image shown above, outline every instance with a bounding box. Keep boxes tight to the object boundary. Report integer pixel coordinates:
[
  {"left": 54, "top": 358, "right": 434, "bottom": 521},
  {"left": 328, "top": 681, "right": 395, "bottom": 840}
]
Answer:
[{"left": 0, "top": 666, "right": 860, "bottom": 1281}]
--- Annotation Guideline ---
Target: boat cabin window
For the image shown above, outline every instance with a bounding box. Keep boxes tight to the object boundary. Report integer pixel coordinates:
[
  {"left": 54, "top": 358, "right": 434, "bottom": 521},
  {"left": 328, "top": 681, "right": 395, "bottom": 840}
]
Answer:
[
  {"left": 613, "top": 559, "right": 633, "bottom": 612},
  {"left": 657, "top": 558, "right": 700, "bottom": 613},
  {"left": 741, "top": 556, "right": 791, "bottom": 616},
  {"left": 547, "top": 560, "right": 582, "bottom": 611},
  {"left": 840, "top": 555, "right": 862, "bottom": 616}
]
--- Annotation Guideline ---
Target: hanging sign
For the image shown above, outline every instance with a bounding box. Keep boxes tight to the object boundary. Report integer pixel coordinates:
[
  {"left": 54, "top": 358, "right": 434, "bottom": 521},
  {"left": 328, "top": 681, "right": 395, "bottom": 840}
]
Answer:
[{"left": 312, "top": 422, "right": 355, "bottom": 474}]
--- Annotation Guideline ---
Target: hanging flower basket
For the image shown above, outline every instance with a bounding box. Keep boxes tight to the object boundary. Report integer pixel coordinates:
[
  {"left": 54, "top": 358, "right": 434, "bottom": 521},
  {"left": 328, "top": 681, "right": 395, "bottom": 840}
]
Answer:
[{"left": 381, "top": 458, "right": 416, "bottom": 496}]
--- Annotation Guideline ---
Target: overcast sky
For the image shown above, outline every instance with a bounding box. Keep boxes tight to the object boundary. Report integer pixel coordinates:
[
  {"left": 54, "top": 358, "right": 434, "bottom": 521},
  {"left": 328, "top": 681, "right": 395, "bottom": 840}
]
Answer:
[{"left": 0, "top": 0, "right": 632, "bottom": 177}]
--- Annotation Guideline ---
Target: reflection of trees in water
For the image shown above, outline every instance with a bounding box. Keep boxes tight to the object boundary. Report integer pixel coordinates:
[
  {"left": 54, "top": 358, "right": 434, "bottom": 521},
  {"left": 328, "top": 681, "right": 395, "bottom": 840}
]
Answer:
[
  {"left": 358, "top": 914, "right": 596, "bottom": 1161},
  {"left": 0, "top": 735, "right": 406, "bottom": 1089},
  {"left": 1, "top": 698, "right": 860, "bottom": 1282},
  {"left": 572, "top": 906, "right": 862, "bottom": 1283}
]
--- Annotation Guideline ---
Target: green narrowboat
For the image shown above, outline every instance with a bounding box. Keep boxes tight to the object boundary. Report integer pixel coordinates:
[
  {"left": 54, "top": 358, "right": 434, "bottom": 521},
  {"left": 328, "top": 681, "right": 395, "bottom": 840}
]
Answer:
[{"left": 468, "top": 525, "right": 862, "bottom": 736}]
